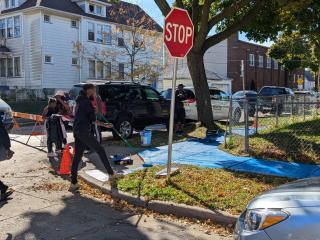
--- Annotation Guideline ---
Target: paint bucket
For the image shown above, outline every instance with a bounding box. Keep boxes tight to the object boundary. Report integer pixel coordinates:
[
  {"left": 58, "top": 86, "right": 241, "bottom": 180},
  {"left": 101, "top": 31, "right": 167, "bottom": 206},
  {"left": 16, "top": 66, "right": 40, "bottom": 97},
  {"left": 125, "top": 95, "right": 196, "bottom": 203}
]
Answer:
[{"left": 140, "top": 130, "right": 152, "bottom": 147}]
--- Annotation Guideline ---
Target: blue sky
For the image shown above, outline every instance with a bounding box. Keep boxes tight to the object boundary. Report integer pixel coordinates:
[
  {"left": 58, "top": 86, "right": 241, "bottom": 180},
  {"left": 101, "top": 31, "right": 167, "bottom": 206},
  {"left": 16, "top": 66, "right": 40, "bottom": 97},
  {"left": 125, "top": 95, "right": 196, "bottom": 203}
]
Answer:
[{"left": 126, "top": 0, "right": 272, "bottom": 47}]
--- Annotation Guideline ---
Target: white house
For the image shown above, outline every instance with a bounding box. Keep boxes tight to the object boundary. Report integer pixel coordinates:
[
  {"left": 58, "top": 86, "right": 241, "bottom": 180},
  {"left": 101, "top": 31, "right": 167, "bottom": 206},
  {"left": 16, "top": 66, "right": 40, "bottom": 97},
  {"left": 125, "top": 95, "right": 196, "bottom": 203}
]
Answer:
[
  {"left": 0, "top": 0, "right": 163, "bottom": 96},
  {"left": 163, "top": 39, "right": 233, "bottom": 94}
]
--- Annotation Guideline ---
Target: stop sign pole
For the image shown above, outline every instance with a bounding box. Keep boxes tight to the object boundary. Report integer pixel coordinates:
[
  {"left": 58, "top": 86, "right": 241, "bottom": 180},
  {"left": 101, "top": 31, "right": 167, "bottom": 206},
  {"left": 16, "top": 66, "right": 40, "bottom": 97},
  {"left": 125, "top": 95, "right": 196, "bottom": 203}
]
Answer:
[{"left": 163, "top": 8, "right": 194, "bottom": 179}]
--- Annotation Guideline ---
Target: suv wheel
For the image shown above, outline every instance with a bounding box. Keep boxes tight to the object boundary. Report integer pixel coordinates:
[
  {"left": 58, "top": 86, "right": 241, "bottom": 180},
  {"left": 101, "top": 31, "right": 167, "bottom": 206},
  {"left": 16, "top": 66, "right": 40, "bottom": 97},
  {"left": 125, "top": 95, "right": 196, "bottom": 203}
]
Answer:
[{"left": 113, "top": 116, "right": 133, "bottom": 139}]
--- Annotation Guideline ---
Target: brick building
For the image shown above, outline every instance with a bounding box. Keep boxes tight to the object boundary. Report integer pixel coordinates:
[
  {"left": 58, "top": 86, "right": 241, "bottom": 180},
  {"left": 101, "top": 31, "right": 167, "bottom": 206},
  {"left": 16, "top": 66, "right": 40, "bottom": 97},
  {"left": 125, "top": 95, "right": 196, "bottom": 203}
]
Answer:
[
  {"left": 164, "top": 33, "right": 304, "bottom": 93},
  {"left": 228, "top": 33, "right": 285, "bottom": 92}
]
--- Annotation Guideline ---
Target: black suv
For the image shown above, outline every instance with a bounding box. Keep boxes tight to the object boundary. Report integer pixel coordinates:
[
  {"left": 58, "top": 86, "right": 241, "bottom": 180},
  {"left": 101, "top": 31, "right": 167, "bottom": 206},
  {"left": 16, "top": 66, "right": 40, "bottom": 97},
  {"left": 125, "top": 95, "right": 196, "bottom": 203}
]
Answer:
[
  {"left": 69, "top": 82, "right": 170, "bottom": 139},
  {"left": 258, "top": 86, "right": 294, "bottom": 114}
]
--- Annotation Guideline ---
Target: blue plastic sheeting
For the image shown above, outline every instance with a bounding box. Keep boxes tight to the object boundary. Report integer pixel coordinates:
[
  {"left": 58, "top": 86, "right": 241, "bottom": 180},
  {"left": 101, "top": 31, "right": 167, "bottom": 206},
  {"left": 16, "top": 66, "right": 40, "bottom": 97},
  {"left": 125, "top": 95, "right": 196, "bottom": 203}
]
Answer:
[{"left": 139, "top": 136, "right": 320, "bottom": 179}]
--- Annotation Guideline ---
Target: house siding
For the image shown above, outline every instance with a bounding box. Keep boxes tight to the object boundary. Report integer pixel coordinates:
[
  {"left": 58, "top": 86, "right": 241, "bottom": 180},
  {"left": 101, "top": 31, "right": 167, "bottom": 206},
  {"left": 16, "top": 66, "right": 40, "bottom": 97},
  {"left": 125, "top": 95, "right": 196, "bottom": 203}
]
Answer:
[
  {"left": 42, "top": 12, "right": 80, "bottom": 89},
  {"left": 24, "top": 12, "right": 42, "bottom": 88}
]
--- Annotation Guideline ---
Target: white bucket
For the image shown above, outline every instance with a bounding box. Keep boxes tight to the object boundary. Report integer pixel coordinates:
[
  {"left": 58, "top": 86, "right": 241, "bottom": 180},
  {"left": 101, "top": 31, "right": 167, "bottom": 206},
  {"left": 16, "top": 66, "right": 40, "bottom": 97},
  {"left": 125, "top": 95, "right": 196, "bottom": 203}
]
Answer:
[{"left": 140, "top": 130, "right": 152, "bottom": 147}]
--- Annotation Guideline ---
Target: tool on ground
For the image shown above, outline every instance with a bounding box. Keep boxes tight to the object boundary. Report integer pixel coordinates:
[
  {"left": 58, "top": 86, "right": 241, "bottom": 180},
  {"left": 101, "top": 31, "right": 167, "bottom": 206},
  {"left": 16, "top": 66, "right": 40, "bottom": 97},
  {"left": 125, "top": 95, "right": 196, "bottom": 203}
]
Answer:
[
  {"left": 97, "top": 113, "right": 147, "bottom": 164},
  {"left": 58, "top": 144, "right": 72, "bottom": 175}
]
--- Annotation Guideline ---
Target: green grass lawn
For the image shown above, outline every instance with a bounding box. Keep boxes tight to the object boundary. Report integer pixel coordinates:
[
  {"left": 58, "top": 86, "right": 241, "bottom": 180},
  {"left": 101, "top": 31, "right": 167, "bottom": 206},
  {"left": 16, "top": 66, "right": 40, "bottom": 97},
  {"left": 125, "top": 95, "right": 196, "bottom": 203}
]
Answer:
[
  {"left": 223, "top": 117, "right": 320, "bottom": 164},
  {"left": 116, "top": 165, "right": 289, "bottom": 215}
]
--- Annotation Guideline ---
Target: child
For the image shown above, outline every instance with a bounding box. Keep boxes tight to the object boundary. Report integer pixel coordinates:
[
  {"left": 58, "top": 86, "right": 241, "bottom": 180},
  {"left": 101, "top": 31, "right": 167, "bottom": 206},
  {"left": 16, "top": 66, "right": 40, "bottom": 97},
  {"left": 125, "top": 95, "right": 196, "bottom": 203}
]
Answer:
[{"left": 42, "top": 98, "right": 58, "bottom": 157}]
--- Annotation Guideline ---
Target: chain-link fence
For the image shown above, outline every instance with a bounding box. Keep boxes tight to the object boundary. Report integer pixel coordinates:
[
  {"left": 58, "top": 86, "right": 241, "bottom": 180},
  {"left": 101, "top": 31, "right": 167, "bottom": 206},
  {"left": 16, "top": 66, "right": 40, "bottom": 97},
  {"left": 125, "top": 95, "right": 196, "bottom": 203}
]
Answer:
[{"left": 225, "top": 94, "right": 320, "bottom": 163}]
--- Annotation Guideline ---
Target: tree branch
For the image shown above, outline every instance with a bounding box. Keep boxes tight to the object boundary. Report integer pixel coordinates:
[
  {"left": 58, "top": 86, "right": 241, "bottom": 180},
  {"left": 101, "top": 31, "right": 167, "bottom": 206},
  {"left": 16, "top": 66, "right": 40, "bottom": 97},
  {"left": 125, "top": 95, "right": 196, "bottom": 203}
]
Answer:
[
  {"left": 203, "top": 0, "right": 265, "bottom": 52},
  {"left": 194, "top": 0, "right": 213, "bottom": 51},
  {"left": 208, "top": 0, "right": 252, "bottom": 31},
  {"left": 176, "top": 0, "right": 184, "bottom": 8},
  {"left": 192, "top": 0, "right": 200, "bottom": 27},
  {"left": 154, "top": 0, "right": 171, "bottom": 16}
]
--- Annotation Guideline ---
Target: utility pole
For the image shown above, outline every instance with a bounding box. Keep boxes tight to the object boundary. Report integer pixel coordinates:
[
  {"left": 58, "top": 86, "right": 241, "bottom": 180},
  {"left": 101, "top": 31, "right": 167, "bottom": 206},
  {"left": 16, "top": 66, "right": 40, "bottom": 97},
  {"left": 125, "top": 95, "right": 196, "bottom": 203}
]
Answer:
[{"left": 241, "top": 60, "right": 245, "bottom": 93}]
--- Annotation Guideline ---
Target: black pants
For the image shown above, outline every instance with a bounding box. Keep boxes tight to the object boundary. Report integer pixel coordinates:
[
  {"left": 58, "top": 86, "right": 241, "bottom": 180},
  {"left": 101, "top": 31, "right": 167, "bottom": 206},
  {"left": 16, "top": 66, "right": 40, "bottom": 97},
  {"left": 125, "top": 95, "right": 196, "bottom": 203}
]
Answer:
[
  {"left": 0, "top": 180, "right": 7, "bottom": 193},
  {"left": 47, "top": 139, "right": 62, "bottom": 153},
  {"left": 71, "top": 133, "right": 114, "bottom": 184}
]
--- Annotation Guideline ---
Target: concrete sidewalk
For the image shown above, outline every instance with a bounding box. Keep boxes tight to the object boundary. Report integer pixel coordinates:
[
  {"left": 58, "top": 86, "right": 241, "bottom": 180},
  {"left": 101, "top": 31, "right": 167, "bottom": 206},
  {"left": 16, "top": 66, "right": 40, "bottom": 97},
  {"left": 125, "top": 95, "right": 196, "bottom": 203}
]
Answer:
[{"left": 2, "top": 132, "right": 233, "bottom": 240}]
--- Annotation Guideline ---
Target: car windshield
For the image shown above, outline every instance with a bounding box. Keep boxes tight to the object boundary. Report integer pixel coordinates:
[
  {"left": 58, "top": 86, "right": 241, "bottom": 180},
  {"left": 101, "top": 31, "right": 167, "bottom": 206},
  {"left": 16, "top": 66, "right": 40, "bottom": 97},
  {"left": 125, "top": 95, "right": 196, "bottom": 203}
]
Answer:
[{"left": 69, "top": 86, "right": 82, "bottom": 100}]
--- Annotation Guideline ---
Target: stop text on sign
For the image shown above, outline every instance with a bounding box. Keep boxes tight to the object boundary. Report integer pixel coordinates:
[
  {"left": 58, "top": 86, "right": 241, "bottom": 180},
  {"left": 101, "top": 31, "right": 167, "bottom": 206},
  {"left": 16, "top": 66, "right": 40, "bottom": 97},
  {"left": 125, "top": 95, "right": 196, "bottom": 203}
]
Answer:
[
  {"left": 165, "top": 23, "right": 193, "bottom": 45},
  {"left": 164, "top": 7, "right": 194, "bottom": 58}
]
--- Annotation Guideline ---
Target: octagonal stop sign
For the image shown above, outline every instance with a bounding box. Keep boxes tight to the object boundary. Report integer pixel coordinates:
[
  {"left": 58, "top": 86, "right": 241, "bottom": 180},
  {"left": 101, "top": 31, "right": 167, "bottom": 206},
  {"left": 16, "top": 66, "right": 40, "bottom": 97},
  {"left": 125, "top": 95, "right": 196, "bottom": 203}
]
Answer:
[{"left": 164, "top": 8, "right": 194, "bottom": 58}]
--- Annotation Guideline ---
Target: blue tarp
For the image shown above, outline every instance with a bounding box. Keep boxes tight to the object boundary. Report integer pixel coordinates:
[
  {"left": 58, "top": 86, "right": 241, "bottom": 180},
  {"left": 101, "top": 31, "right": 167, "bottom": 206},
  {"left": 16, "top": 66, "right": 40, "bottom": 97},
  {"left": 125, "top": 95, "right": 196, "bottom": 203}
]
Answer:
[{"left": 139, "top": 136, "right": 320, "bottom": 179}]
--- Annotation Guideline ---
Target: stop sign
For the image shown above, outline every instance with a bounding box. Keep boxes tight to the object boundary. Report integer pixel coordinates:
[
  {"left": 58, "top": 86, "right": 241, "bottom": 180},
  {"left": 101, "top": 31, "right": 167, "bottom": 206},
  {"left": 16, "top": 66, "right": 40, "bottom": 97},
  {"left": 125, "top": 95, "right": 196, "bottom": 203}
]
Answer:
[{"left": 164, "top": 8, "right": 194, "bottom": 58}]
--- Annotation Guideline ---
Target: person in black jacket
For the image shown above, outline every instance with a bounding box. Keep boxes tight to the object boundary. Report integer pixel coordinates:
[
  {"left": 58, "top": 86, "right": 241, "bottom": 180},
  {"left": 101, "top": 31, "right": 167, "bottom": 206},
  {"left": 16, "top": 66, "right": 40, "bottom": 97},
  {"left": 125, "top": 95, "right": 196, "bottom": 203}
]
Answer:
[
  {"left": 70, "top": 84, "right": 114, "bottom": 192},
  {"left": 0, "top": 119, "right": 14, "bottom": 201}
]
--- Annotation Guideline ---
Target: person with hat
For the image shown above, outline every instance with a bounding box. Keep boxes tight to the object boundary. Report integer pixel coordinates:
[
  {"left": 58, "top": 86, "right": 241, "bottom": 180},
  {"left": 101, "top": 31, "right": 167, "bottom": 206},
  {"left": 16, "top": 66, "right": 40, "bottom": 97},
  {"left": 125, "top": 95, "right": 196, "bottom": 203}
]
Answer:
[{"left": 175, "top": 84, "right": 188, "bottom": 136}]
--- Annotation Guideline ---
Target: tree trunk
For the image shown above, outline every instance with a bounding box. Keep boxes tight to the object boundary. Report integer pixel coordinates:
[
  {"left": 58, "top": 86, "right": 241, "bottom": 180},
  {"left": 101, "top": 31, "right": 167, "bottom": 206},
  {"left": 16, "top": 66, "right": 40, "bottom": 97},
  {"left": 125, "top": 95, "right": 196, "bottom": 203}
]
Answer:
[
  {"left": 187, "top": 51, "right": 217, "bottom": 131},
  {"left": 130, "top": 59, "right": 134, "bottom": 82}
]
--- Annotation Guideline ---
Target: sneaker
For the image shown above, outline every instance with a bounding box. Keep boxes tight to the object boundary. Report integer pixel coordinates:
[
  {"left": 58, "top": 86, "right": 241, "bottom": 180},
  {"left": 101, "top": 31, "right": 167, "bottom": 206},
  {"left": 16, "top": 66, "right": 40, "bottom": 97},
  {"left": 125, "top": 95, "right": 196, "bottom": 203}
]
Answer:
[
  {"left": 55, "top": 150, "right": 62, "bottom": 154},
  {"left": 68, "top": 183, "right": 80, "bottom": 192},
  {"left": 47, "top": 152, "right": 56, "bottom": 158}
]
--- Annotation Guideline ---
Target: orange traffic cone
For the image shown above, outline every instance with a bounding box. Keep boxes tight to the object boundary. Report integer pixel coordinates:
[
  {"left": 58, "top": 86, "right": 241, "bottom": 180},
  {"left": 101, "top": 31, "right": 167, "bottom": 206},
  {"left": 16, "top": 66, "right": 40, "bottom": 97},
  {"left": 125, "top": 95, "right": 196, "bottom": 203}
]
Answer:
[{"left": 58, "top": 144, "right": 72, "bottom": 175}]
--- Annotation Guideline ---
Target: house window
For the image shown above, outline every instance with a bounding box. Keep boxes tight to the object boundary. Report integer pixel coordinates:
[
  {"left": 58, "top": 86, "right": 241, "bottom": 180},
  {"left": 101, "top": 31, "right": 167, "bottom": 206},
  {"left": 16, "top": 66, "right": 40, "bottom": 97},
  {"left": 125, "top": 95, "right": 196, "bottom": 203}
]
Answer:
[
  {"left": 96, "top": 24, "right": 103, "bottom": 43},
  {"left": 104, "top": 62, "right": 111, "bottom": 79},
  {"left": 0, "top": 19, "right": 5, "bottom": 38},
  {"left": 44, "top": 15, "right": 51, "bottom": 23},
  {"left": 266, "top": 57, "right": 271, "bottom": 69},
  {"left": 258, "top": 55, "right": 264, "bottom": 68},
  {"left": 96, "top": 5, "right": 102, "bottom": 15},
  {"left": 7, "top": 58, "right": 13, "bottom": 77},
  {"left": 5, "top": 0, "right": 9, "bottom": 8},
  {"left": 88, "top": 22, "right": 95, "bottom": 41},
  {"left": 118, "top": 30, "right": 124, "bottom": 46},
  {"left": 249, "top": 54, "right": 255, "bottom": 67},
  {"left": 96, "top": 61, "right": 104, "bottom": 79},
  {"left": 103, "top": 25, "right": 111, "bottom": 44},
  {"left": 118, "top": 37, "right": 124, "bottom": 47},
  {"left": 274, "top": 60, "right": 278, "bottom": 69},
  {"left": 119, "top": 63, "right": 125, "bottom": 79},
  {"left": 0, "top": 59, "right": 6, "bottom": 77},
  {"left": 14, "top": 56, "right": 20, "bottom": 76},
  {"left": 10, "top": 0, "right": 15, "bottom": 7},
  {"left": 71, "top": 20, "right": 78, "bottom": 28},
  {"left": 44, "top": 55, "right": 53, "bottom": 64},
  {"left": 14, "top": 16, "right": 20, "bottom": 38},
  {"left": 6, "top": 17, "right": 13, "bottom": 38},
  {"left": 72, "top": 57, "right": 79, "bottom": 65},
  {"left": 89, "top": 59, "right": 96, "bottom": 78},
  {"left": 79, "top": 4, "right": 85, "bottom": 11},
  {"left": 89, "top": 4, "right": 95, "bottom": 14}
]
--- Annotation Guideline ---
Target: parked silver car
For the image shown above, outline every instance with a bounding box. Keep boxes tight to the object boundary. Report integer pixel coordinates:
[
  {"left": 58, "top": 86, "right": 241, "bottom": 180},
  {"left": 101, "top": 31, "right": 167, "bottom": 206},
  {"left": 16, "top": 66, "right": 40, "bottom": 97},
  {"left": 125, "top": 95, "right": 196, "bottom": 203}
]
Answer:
[{"left": 234, "top": 177, "right": 320, "bottom": 240}]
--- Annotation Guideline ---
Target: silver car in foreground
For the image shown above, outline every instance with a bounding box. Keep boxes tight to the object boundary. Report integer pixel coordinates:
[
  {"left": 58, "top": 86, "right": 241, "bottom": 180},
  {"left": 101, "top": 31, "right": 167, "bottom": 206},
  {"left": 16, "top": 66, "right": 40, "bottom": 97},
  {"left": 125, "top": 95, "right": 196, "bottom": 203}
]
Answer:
[{"left": 234, "top": 177, "right": 320, "bottom": 240}]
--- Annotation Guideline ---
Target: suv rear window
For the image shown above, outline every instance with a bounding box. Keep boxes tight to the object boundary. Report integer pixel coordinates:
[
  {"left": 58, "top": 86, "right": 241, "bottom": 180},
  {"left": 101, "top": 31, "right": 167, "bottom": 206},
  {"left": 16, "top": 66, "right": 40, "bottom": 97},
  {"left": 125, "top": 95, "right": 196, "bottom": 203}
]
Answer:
[
  {"left": 99, "top": 85, "right": 126, "bottom": 102},
  {"left": 259, "top": 87, "right": 286, "bottom": 96}
]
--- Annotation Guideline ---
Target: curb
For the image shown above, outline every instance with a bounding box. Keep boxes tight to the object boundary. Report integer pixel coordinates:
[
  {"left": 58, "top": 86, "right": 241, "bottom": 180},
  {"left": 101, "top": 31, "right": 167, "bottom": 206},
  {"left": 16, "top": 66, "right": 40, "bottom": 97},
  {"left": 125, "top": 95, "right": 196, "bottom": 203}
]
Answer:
[{"left": 79, "top": 172, "right": 238, "bottom": 225}]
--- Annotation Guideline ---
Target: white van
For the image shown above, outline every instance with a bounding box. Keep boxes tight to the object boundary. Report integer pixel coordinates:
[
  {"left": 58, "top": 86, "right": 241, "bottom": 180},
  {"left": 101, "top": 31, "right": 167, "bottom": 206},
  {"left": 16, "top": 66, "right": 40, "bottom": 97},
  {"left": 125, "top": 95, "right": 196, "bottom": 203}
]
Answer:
[{"left": 161, "top": 87, "right": 242, "bottom": 123}]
